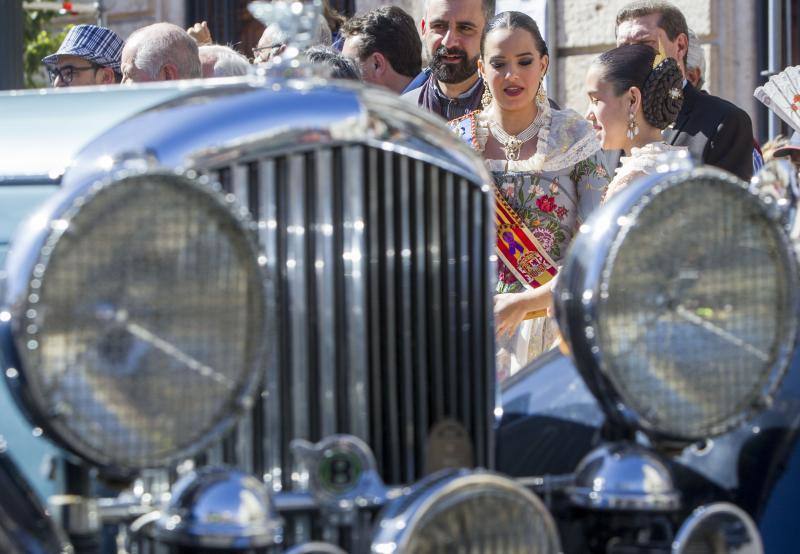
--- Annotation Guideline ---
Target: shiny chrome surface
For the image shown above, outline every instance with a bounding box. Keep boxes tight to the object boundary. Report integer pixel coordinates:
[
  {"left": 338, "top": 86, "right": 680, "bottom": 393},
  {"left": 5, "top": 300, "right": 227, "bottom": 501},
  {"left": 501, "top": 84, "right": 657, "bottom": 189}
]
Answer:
[
  {"left": 76, "top": 80, "right": 495, "bottom": 488},
  {"left": 285, "top": 543, "right": 348, "bottom": 554},
  {"left": 568, "top": 443, "right": 680, "bottom": 511},
  {"left": 750, "top": 159, "right": 800, "bottom": 245},
  {"left": 370, "top": 469, "right": 561, "bottom": 553},
  {"left": 556, "top": 166, "right": 798, "bottom": 441},
  {"left": 47, "top": 495, "right": 99, "bottom": 535},
  {"left": 672, "top": 502, "right": 763, "bottom": 554},
  {"left": 1, "top": 170, "right": 267, "bottom": 471},
  {"left": 148, "top": 466, "right": 283, "bottom": 549},
  {"left": 291, "top": 435, "right": 386, "bottom": 514},
  {"left": 0, "top": 85, "right": 192, "bottom": 178},
  {"left": 26, "top": 77, "right": 494, "bottom": 548}
]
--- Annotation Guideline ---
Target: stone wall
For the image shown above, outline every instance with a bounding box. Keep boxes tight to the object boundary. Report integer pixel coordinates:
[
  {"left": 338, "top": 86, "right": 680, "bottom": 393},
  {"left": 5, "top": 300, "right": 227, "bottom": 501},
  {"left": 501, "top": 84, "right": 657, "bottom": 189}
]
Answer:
[
  {"left": 48, "top": 0, "right": 760, "bottom": 130},
  {"left": 356, "top": 0, "right": 760, "bottom": 130},
  {"left": 48, "top": 0, "right": 186, "bottom": 40},
  {"left": 556, "top": 0, "right": 758, "bottom": 130}
]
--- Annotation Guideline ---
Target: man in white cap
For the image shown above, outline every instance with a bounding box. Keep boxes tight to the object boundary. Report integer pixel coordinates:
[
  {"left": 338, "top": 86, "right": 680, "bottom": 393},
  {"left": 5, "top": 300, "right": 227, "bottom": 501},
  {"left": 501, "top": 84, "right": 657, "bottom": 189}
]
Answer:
[{"left": 43, "top": 24, "right": 123, "bottom": 87}]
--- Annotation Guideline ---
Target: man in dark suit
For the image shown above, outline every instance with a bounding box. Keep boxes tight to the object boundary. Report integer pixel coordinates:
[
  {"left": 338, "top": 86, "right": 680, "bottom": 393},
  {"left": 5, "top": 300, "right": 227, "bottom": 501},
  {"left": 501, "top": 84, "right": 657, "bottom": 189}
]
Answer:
[{"left": 615, "top": 1, "right": 754, "bottom": 181}]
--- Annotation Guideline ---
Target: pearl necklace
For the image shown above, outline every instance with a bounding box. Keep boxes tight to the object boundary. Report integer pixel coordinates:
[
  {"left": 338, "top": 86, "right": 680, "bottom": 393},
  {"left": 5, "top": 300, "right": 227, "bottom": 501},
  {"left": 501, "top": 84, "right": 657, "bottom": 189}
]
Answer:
[{"left": 489, "top": 111, "right": 544, "bottom": 161}]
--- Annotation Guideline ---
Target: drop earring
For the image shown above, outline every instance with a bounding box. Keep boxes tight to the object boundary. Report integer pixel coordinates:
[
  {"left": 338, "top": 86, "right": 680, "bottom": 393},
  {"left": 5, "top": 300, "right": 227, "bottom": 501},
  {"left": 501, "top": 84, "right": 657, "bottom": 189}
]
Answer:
[
  {"left": 536, "top": 77, "right": 547, "bottom": 106},
  {"left": 626, "top": 111, "right": 640, "bottom": 140},
  {"left": 481, "top": 84, "right": 492, "bottom": 109}
]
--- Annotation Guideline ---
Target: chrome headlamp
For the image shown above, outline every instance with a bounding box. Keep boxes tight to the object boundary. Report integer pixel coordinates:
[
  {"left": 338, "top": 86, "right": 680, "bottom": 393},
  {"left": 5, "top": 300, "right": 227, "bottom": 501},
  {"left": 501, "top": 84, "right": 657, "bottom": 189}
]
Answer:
[
  {"left": 0, "top": 171, "right": 267, "bottom": 471},
  {"left": 556, "top": 167, "right": 798, "bottom": 440},
  {"left": 371, "top": 470, "right": 561, "bottom": 553}
]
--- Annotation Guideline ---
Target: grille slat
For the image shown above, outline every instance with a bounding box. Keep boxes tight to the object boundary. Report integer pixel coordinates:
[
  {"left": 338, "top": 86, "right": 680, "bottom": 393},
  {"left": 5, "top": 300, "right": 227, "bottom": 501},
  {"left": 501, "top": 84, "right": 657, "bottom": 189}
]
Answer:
[
  {"left": 412, "top": 159, "right": 430, "bottom": 476},
  {"left": 258, "top": 158, "right": 283, "bottom": 492},
  {"left": 204, "top": 143, "right": 493, "bottom": 491},
  {"left": 314, "top": 149, "right": 337, "bottom": 439},
  {"left": 366, "top": 147, "right": 384, "bottom": 473},
  {"left": 426, "top": 165, "right": 445, "bottom": 425},
  {"left": 443, "top": 171, "right": 458, "bottom": 417},
  {"left": 396, "top": 154, "right": 415, "bottom": 482},
  {"left": 342, "top": 145, "right": 369, "bottom": 441},
  {"left": 380, "top": 149, "right": 401, "bottom": 482}
]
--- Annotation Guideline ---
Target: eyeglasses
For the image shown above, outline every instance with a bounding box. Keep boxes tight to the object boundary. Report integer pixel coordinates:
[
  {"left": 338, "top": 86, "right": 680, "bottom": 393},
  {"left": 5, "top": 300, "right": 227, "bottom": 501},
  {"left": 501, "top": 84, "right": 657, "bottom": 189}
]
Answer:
[
  {"left": 47, "top": 64, "right": 98, "bottom": 85},
  {"left": 252, "top": 44, "right": 284, "bottom": 63}
]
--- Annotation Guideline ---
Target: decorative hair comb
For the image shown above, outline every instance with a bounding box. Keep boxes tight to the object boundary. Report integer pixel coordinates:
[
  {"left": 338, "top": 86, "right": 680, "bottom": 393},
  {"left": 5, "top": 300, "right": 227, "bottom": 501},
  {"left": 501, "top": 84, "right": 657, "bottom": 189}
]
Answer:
[{"left": 652, "top": 38, "right": 667, "bottom": 69}]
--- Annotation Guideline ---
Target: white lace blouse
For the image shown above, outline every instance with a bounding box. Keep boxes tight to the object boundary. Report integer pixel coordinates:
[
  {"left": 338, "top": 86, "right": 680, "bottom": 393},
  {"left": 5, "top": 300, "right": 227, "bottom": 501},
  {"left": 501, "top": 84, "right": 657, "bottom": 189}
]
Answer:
[{"left": 605, "top": 142, "right": 689, "bottom": 200}]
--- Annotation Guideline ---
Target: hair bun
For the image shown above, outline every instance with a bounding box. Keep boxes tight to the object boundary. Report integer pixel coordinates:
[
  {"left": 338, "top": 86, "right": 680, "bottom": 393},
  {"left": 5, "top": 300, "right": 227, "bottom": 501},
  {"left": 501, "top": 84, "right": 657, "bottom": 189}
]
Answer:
[{"left": 641, "top": 57, "right": 684, "bottom": 129}]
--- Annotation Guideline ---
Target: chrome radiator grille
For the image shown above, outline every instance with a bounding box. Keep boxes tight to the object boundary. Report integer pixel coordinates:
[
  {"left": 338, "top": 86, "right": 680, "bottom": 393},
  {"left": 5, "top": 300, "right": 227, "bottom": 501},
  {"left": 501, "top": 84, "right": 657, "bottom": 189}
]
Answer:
[{"left": 203, "top": 143, "right": 494, "bottom": 491}]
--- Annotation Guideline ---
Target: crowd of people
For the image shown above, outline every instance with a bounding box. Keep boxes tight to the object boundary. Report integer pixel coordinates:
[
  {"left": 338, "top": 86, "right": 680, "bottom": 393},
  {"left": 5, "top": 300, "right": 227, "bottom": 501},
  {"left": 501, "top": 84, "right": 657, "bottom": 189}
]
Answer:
[{"left": 40, "top": 0, "right": 785, "bottom": 379}]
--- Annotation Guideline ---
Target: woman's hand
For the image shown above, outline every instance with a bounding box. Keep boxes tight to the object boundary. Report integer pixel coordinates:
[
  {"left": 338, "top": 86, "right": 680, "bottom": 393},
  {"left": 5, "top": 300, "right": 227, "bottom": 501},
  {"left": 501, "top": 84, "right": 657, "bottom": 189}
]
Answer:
[{"left": 494, "top": 292, "right": 534, "bottom": 337}]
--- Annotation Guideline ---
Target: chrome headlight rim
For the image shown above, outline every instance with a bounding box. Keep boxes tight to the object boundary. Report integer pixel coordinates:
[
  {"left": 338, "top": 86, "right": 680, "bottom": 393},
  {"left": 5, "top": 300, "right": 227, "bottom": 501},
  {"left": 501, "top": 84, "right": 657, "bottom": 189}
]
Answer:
[
  {"left": 371, "top": 469, "right": 561, "bottom": 553},
  {"left": 556, "top": 166, "right": 799, "bottom": 441},
  {"left": 1, "top": 168, "right": 269, "bottom": 473},
  {"left": 671, "top": 501, "right": 763, "bottom": 554}
]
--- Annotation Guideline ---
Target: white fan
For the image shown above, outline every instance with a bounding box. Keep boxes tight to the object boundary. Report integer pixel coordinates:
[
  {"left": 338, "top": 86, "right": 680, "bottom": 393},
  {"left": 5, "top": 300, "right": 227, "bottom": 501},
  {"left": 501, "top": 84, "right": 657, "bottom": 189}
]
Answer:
[{"left": 755, "top": 65, "right": 800, "bottom": 134}]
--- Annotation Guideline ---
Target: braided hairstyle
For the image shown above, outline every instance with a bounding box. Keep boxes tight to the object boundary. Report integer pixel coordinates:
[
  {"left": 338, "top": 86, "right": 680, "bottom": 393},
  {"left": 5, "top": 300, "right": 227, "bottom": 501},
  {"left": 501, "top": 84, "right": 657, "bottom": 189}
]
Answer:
[{"left": 593, "top": 44, "right": 683, "bottom": 130}]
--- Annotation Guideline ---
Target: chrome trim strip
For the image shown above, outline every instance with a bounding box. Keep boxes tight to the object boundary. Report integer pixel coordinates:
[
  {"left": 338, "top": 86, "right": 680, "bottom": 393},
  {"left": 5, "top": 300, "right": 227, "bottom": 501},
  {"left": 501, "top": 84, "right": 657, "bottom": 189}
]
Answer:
[
  {"left": 412, "top": 159, "right": 429, "bottom": 473},
  {"left": 443, "top": 171, "right": 458, "bottom": 416},
  {"left": 457, "top": 180, "right": 471, "bottom": 438},
  {"left": 427, "top": 165, "right": 444, "bottom": 423},
  {"left": 342, "top": 145, "right": 368, "bottom": 441},
  {"left": 232, "top": 162, "right": 254, "bottom": 474},
  {"left": 397, "top": 154, "right": 415, "bottom": 482},
  {"left": 381, "top": 149, "right": 400, "bottom": 481},
  {"left": 259, "top": 158, "right": 283, "bottom": 493},
  {"left": 366, "top": 147, "right": 384, "bottom": 473},
  {"left": 314, "top": 149, "right": 337, "bottom": 439},
  {"left": 286, "top": 153, "right": 310, "bottom": 453}
]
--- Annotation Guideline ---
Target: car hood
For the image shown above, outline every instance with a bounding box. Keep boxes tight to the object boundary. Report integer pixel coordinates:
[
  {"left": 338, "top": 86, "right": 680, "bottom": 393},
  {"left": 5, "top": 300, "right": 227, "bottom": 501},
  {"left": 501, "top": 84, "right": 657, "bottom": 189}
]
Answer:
[{"left": 0, "top": 80, "right": 223, "bottom": 179}]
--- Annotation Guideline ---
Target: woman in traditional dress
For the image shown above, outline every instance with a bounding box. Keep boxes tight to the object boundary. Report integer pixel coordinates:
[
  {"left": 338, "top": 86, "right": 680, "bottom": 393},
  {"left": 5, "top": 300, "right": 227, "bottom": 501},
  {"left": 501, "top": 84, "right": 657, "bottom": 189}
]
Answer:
[
  {"left": 450, "top": 11, "right": 609, "bottom": 380},
  {"left": 585, "top": 43, "right": 685, "bottom": 200}
]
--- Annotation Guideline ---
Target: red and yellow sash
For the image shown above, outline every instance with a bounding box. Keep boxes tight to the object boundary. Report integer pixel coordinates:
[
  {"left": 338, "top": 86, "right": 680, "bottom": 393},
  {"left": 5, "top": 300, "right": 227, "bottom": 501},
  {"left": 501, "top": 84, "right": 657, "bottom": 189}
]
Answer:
[{"left": 495, "top": 188, "right": 558, "bottom": 319}]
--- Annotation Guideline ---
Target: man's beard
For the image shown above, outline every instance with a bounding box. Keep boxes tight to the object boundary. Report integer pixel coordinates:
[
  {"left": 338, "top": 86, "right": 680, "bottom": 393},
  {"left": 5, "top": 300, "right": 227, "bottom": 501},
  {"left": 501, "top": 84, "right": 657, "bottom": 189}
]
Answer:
[{"left": 430, "top": 46, "right": 479, "bottom": 84}]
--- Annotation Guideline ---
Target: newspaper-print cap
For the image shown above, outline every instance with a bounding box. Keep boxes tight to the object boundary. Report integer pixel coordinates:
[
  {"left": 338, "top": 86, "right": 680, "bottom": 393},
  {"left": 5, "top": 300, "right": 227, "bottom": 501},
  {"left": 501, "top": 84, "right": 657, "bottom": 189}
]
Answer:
[{"left": 42, "top": 24, "right": 123, "bottom": 72}]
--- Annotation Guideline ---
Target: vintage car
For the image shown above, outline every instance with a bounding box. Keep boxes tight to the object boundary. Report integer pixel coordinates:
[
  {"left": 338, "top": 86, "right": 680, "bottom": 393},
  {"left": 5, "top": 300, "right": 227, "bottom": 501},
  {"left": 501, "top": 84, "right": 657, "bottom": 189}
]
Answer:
[{"left": 0, "top": 52, "right": 796, "bottom": 554}]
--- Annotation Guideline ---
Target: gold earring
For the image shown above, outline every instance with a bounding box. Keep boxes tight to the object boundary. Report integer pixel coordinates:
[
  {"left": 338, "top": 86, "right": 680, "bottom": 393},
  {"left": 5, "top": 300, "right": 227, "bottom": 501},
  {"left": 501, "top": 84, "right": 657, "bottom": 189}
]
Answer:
[
  {"left": 481, "top": 84, "right": 492, "bottom": 109},
  {"left": 536, "top": 78, "right": 547, "bottom": 106}
]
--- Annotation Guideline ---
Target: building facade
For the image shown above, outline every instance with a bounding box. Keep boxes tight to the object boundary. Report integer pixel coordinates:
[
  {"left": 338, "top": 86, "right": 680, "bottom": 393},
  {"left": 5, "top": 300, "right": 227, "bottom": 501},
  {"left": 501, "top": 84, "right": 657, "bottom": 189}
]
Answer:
[{"left": 32, "top": 0, "right": 800, "bottom": 142}]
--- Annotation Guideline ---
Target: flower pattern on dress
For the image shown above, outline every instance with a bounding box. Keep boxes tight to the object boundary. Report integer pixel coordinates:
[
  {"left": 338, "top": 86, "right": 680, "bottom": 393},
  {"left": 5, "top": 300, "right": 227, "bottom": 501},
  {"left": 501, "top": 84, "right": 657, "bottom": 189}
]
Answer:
[{"left": 536, "top": 195, "right": 557, "bottom": 213}]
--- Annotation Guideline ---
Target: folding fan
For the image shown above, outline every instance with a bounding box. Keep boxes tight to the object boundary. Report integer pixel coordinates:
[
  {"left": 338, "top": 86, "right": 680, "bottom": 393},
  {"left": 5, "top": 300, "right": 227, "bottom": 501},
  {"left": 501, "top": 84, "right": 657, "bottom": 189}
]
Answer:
[{"left": 755, "top": 66, "right": 800, "bottom": 134}]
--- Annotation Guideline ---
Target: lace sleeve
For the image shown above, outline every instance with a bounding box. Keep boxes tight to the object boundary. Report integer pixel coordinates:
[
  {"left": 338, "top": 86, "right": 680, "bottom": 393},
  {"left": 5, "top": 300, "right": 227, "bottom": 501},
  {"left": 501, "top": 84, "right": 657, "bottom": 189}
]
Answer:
[
  {"left": 570, "top": 151, "right": 611, "bottom": 224},
  {"left": 604, "top": 165, "right": 648, "bottom": 201}
]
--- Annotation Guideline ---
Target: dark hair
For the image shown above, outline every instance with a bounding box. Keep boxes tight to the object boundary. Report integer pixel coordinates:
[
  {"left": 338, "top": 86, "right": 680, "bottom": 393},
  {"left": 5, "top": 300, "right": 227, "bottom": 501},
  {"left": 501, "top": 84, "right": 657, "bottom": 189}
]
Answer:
[
  {"left": 322, "top": 0, "right": 347, "bottom": 34},
  {"left": 615, "top": 1, "right": 689, "bottom": 42},
  {"left": 593, "top": 44, "right": 683, "bottom": 130},
  {"left": 341, "top": 6, "right": 422, "bottom": 78},
  {"left": 306, "top": 46, "right": 361, "bottom": 80},
  {"left": 481, "top": 11, "right": 548, "bottom": 59}
]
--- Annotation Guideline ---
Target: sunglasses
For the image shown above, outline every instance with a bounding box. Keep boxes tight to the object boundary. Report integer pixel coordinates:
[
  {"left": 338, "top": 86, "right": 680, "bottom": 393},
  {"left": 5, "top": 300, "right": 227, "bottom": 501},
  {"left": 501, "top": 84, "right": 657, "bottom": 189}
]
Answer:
[{"left": 252, "top": 44, "right": 284, "bottom": 63}]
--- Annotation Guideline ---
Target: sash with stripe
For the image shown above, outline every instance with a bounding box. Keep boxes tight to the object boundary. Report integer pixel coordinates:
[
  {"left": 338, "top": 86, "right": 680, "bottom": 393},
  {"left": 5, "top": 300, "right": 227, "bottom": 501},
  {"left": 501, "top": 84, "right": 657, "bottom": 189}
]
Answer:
[{"left": 495, "top": 188, "right": 558, "bottom": 319}]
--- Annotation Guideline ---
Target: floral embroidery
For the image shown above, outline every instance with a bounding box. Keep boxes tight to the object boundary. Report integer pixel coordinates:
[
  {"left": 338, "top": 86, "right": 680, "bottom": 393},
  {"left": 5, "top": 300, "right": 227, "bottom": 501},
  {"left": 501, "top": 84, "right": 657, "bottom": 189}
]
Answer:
[
  {"left": 555, "top": 206, "right": 568, "bottom": 219},
  {"left": 532, "top": 228, "right": 554, "bottom": 252},
  {"left": 536, "top": 195, "right": 557, "bottom": 213},
  {"left": 498, "top": 262, "right": 517, "bottom": 284},
  {"left": 549, "top": 180, "right": 559, "bottom": 195}
]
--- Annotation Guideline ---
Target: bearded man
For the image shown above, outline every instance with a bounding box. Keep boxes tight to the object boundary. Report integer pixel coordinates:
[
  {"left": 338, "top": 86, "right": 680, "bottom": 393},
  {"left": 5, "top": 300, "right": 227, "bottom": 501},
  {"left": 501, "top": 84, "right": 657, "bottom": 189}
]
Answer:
[{"left": 403, "top": 0, "right": 494, "bottom": 119}]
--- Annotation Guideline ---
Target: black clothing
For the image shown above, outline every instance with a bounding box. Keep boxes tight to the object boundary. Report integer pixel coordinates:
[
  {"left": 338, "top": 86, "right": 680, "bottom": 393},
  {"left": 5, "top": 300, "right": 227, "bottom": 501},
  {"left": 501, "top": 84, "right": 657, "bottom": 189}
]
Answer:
[{"left": 665, "top": 83, "right": 754, "bottom": 181}]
